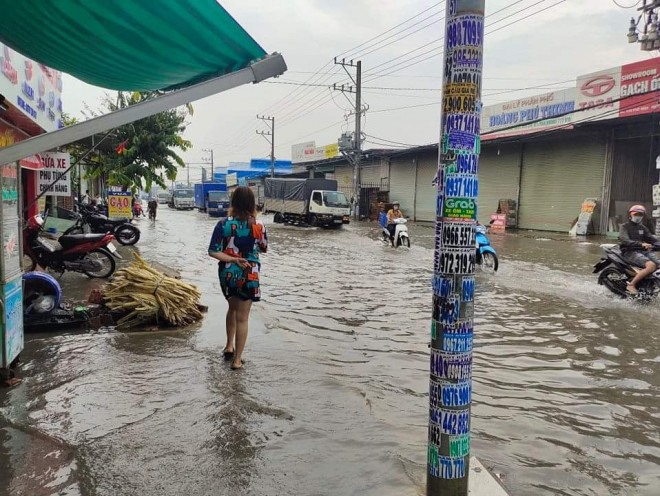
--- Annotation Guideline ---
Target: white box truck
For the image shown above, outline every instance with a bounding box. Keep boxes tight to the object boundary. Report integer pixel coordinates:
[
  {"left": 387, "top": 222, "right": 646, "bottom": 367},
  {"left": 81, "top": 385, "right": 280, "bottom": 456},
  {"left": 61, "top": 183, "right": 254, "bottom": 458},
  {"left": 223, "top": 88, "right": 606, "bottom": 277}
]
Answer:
[{"left": 264, "top": 178, "right": 351, "bottom": 228}]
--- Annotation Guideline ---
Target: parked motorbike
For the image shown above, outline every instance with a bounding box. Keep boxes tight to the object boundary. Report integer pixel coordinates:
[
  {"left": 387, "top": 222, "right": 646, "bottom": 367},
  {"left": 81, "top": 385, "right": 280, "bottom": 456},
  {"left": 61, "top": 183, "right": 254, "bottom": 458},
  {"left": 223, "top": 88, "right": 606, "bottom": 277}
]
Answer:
[
  {"left": 380, "top": 214, "right": 410, "bottom": 248},
  {"left": 69, "top": 203, "right": 140, "bottom": 246},
  {"left": 594, "top": 244, "right": 660, "bottom": 298},
  {"left": 476, "top": 224, "right": 499, "bottom": 272},
  {"left": 23, "top": 214, "right": 119, "bottom": 278}
]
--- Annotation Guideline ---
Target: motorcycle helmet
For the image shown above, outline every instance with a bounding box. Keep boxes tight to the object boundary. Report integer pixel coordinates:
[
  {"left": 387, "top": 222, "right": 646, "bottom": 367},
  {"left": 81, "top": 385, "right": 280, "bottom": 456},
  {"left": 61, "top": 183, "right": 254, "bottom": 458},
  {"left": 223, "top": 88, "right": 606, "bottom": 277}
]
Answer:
[{"left": 629, "top": 205, "right": 646, "bottom": 216}]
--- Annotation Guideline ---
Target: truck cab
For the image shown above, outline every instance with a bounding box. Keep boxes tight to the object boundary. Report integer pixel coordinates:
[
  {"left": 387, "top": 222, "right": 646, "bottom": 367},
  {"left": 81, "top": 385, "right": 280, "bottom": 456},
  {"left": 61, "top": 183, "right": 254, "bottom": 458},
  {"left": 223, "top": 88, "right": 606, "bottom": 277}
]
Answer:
[
  {"left": 309, "top": 190, "right": 351, "bottom": 226},
  {"left": 171, "top": 189, "right": 195, "bottom": 210},
  {"left": 207, "top": 190, "right": 230, "bottom": 217}
]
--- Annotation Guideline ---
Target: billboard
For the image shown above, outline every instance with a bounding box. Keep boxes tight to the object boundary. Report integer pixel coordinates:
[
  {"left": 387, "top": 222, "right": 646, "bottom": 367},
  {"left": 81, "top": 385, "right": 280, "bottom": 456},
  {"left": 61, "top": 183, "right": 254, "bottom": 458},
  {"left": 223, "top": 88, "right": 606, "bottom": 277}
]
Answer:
[
  {"left": 0, "top": 42, "right": 63, "bottom": 132},
  {"left": 576, "top": 66, "right": 621, "bottom": 122},
  {"left": 291, "top": 141, "right": 339, "bottom": 164},
  {"left": 481, "top": 88, "right": 577, "bottom": 140},
  {"left": 482, "top": 57, "right": 660, "bottom": 140},
  {"left": 619, "top": 59, "right": 660, "bottom": 118}
]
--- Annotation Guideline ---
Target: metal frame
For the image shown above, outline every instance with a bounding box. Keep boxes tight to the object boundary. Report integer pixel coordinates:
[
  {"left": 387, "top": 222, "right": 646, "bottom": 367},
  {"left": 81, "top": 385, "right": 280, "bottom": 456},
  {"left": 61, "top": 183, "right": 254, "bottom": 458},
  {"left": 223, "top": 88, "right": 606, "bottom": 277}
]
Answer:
[{"left": 0, "top": 53, "right": 287, "bottom": 165}]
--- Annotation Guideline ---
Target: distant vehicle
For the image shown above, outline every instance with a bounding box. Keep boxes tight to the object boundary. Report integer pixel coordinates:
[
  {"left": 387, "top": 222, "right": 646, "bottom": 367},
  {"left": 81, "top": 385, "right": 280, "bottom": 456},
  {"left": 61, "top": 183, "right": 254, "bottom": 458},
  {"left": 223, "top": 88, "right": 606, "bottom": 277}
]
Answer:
[
  {"left": 169, "top": 188, "right": 195, "bottom": 210},
  {"left": 250, "top": 184, "right": 264, "bottom": 210},
  {"left": 157, "top": 192, "right": 170, "bottom": 204},
  {"left": 264, "top": 178, "right": 350, "bottom": 228},
  {"left": 194, "top": 182, "right": 227, "bottom": 212},
  {"left": 207, "top": 190, "right": 230, "bottom": 217}
]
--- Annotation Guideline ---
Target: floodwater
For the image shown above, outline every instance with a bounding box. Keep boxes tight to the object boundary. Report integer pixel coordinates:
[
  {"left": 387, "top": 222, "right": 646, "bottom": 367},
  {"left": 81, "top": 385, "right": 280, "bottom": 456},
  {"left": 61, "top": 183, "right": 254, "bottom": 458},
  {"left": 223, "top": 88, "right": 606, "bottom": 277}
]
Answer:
[{"left": 1, "top": 208, "right": 659, "bottom": 496}]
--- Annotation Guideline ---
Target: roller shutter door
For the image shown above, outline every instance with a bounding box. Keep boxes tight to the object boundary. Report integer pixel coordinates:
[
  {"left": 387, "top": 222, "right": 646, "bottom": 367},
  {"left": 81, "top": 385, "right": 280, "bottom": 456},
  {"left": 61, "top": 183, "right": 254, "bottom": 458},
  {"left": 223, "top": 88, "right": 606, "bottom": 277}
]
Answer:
[
  {"left": 477, "top": 144, "right": 521, "bottom": 224},
  {"left": 389, "top": 157, "right": 416, "bottom": 215},
  {"left": 415, "top": 154, "right": 439, "bottom": 221},
  {"left": 334, "top": 165, "right": 354, "bottom": 197},
  {"left": 518, "top": 136, "right": 605, "bottom": 232}
]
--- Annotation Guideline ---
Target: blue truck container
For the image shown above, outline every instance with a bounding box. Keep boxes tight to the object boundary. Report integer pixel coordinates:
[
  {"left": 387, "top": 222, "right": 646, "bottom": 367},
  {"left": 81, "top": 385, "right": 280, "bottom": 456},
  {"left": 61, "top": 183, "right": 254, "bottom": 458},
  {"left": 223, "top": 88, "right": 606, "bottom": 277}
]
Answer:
[{"left": 194, "top": 182, "right": 228, "bottom": 214}]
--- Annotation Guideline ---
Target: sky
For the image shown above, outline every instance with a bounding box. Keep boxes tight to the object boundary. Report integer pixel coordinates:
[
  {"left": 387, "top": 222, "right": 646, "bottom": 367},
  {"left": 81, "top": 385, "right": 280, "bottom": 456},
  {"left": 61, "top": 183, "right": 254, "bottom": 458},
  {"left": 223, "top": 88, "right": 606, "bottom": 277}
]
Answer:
[{"left": 62, "top": 0, "right": 654, "bottom": 183}]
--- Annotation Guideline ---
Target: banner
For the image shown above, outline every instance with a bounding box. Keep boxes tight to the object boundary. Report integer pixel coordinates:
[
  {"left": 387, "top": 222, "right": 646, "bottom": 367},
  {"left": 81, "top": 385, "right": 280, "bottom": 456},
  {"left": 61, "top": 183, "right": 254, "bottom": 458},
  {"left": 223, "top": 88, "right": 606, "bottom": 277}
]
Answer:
[
  {"left": 108, "top": 191, "right": 132, "bottom": 219},
  {"left": 619, "top": 59, "right": 660, "bottom": 118},
  {"left": 38, "top": 152, "right": 71, "bottom": 197},
  {"left": 481, "top": 89, "right": 577, "bottom": 140},
  {"left": 0, "top": 42, "right": 63, "bottom": 132},
  {"left": 291, "top": 141, "right": 340, "bottom": 163}
]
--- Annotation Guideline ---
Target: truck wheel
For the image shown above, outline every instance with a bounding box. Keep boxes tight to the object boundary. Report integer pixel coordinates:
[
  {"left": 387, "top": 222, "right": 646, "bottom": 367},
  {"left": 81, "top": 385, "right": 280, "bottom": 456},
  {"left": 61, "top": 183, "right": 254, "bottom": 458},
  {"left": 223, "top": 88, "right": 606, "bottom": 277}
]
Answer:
[
  {"left": 274, "top": 213, "right": 284, "bottom": 224},
  {"left": 310, "top": 215, "right": 318, "bottom": 227}
]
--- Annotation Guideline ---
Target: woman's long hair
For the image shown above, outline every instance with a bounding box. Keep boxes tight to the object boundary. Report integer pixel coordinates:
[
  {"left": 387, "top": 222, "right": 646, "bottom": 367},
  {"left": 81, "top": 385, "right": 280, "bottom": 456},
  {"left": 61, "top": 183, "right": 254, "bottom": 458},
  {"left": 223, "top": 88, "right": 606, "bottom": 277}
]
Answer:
[{"left": 229, "top": 186, "right": 257, "bottom": 220}]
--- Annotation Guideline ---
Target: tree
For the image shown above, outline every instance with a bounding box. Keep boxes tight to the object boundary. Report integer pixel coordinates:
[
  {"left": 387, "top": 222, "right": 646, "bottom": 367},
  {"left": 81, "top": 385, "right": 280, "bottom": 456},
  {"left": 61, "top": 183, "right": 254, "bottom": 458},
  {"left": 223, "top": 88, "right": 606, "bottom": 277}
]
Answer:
[{"left": 86, "top": 92, "right": 193, "bottom": 192}]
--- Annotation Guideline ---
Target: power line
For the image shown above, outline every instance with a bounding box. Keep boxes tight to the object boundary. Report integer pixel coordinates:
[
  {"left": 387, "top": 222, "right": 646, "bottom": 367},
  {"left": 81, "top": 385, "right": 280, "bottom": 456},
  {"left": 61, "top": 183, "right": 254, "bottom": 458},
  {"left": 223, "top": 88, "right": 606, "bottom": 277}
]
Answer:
[
  {"left": 363, "top": 0, "right": 570, "bottom": 83},
  {"left": 336, "top": 1, "right": 446, "bottom": 59},
  {"left": 364, "top": 133, "right": 424, "bottom": 147},
  {"left": 612, "top": 0, "right": 641, "bottom": 8}
]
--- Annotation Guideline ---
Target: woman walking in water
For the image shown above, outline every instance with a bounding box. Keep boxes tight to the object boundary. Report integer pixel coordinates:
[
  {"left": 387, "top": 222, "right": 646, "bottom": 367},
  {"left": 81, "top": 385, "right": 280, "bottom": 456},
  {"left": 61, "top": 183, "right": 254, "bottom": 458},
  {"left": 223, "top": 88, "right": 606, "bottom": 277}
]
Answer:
[{"left": 208, "top": 187, "right": 268, "bottom": 370}]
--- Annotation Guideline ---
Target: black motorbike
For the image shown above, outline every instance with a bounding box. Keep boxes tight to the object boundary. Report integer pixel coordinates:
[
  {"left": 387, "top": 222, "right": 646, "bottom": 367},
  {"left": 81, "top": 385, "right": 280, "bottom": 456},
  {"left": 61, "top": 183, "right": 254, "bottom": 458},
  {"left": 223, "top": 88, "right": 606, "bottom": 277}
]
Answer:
[
  {"left": 593, "top": 244, "right": 660, "bottom": 298},
  {"left": 66, "top": 203, "right": 140, "bottom": 246}
]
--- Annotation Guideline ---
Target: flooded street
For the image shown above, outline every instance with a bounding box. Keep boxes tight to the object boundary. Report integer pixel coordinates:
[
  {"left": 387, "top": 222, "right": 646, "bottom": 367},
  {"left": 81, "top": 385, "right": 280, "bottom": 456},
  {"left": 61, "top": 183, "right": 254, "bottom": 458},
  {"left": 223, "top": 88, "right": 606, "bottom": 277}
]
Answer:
[{"left": 1, "top": 208, "right": 659, "bottom": 496}]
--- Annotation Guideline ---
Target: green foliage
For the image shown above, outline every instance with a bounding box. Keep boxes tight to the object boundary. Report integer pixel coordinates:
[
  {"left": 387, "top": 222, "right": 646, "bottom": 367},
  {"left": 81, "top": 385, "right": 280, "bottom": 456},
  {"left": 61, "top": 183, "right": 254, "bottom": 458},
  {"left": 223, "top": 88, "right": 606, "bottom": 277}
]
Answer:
[{"left": 84, "top": 92, "right": 192, "bottom": 192}]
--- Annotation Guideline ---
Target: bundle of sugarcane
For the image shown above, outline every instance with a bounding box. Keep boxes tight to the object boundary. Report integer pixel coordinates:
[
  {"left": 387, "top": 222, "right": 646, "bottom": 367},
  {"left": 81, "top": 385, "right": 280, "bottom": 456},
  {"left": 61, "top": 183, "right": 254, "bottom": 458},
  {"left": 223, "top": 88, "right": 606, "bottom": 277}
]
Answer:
[{"left": 104, "top": 253, "right": 203, "bottom": 329}]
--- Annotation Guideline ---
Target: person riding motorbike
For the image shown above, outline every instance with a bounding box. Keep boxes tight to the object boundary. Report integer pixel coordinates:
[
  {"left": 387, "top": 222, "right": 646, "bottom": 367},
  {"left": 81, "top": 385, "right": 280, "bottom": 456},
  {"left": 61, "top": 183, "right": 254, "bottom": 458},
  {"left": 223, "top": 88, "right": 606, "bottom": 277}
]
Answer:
[
  {"left": 619, "top": 204, "right": 660, "bottom": 295},
  {"left": 387, "top": 201, "right": 404, "bottom": 243},
  {"left": 147, "top": 198, "right": 158, "bottom": 220}
]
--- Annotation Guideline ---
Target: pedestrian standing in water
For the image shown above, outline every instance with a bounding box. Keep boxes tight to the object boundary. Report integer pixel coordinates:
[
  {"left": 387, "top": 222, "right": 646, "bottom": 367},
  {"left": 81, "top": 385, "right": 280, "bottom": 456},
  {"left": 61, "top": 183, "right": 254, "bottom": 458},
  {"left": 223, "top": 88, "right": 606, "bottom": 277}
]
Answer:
[{"left": 208, "top": 187, "right": 268, "bottom": 370}]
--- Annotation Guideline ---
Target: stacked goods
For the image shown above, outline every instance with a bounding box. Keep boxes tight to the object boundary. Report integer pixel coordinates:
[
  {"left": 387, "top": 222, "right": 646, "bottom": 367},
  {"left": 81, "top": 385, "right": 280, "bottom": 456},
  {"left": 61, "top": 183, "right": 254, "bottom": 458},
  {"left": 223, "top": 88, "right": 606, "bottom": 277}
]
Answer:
[
  {"left": 104, "top": 253, "right": 202, "bottom": 329},
  {"left": 498, "top": 199, "right": 518, "bottom": 227}
]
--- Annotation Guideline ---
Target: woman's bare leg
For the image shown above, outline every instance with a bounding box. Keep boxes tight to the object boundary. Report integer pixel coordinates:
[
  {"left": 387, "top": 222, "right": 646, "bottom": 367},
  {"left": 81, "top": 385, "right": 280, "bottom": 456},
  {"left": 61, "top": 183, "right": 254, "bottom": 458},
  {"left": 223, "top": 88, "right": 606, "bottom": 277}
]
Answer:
[
  {"left": 232, "top": 299, "right": 253, "bottom": 369},
  {"left": 225, "top": 300, "right": 238, "bottom": 353}
]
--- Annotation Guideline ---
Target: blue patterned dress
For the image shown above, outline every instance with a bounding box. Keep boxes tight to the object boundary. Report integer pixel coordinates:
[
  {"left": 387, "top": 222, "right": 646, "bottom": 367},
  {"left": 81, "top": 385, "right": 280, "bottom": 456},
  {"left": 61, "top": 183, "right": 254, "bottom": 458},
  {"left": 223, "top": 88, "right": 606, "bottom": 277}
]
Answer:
[{"left": 208, "top": 217, "right": 268, "bottom": 301}]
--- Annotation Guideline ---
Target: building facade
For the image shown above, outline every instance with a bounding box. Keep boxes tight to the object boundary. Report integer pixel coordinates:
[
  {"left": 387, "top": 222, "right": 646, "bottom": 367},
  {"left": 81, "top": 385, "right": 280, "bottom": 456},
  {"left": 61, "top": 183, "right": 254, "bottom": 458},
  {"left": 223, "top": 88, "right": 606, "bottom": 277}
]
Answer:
[{"left": 305, "top": 57, "right": 660, "bottom": 234}]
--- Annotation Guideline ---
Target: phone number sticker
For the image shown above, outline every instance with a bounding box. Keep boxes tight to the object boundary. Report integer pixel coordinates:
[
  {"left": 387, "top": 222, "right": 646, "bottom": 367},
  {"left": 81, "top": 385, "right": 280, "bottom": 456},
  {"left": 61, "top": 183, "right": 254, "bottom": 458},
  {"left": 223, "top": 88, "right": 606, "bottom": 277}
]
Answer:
[
  {"left": 430, "top": 407, "right": 471, "bottom": 435},
  {"left": 432, "top": 295, "right": 460, "bottom": 325},
  {"left": 440, "top": 222, "right": 475, "bottom": 248},
  {"left": 445, "top": 173, "right": 479, "bottom": 198},
  {"left": 431, "top": 350, "right": 472, "bottom": 381},
  {"left": 430, "top": 379, "right": 472, "bottom": 408},
  {"left": 436, "top": 248, "right": 476, "bottom": 275}
]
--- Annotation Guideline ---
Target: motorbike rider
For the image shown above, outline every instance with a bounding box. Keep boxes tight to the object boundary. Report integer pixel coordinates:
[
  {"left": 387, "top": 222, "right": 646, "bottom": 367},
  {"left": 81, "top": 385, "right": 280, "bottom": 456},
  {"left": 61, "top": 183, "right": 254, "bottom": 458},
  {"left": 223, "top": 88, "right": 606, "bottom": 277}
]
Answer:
[
  {"left": 387, "top": 201, "right": 404, "bottom": 244},
  {"left": 619, "top": 205, "right": 660, "bottom": 295},
  {"left": 147, "top": 198, "right": 158, "bottom": 220}
]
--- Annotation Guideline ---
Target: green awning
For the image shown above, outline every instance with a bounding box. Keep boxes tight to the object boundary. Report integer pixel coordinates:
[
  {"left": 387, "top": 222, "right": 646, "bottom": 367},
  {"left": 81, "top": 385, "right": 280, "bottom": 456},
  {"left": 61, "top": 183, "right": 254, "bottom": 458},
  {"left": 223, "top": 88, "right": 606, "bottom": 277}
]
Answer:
[{"left": 0, "top": 0, "right": 267, "bottom": 91}]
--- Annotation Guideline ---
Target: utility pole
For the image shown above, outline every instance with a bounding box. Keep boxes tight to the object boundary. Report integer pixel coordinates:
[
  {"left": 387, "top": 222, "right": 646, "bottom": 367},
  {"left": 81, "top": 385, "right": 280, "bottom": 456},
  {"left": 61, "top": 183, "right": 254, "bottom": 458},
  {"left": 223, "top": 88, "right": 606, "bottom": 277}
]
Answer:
[
  {"left": 257, "top": 115, "right": 275, "bottom": 177},
  {"left": 202, "top": 148, "right": 214, "bottom": 181},
  {"left": 429, "top": 1, "right": 484, "bottom": 495},
  {"left": 626, "top": 4, "right": 660, "bottom": 233},
  {"left": 627, "top": 0, "right": 660, "bottom": 50},
  {"left": 334, "top": 58, "right": 363, "bottom": 220},
  {"left": 186, "top": 163, "right": 190, "bottom": 186}
]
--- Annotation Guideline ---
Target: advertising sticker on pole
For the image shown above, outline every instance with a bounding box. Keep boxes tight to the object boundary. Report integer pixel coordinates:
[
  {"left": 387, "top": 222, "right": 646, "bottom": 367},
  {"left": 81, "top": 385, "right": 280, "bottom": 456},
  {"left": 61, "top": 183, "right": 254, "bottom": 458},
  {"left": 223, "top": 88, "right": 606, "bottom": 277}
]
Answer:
[
  {"left": 429, "top": 0, "right": 485, "bottom": 493},
  {"left": 2, "top": 275, "right": 23, "bottom": 368},
  {"left": 38, "top": 152, "right": 71, "bottom": 197},
  {"left": 108, "top": 191, "right": 132, "bottom": 219}
]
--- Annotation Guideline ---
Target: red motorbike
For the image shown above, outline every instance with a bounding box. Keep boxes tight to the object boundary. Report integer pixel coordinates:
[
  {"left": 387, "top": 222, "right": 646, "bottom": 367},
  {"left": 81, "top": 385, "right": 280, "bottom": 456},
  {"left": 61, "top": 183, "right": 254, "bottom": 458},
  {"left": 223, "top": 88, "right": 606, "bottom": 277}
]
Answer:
[
  {"left": 133, "top": 202, "right": 145, "bottom": 218},
  {"left": 23, "top": 214, "right": 119, "bottom": 278}
]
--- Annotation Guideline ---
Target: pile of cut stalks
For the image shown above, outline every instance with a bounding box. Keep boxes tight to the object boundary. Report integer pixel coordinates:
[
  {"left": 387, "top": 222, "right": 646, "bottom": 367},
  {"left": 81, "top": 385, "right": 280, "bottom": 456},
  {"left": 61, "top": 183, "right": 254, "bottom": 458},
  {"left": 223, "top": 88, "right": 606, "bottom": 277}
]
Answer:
[{"left": 104, "top": 253, "right": 203, "bottom": 329}]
